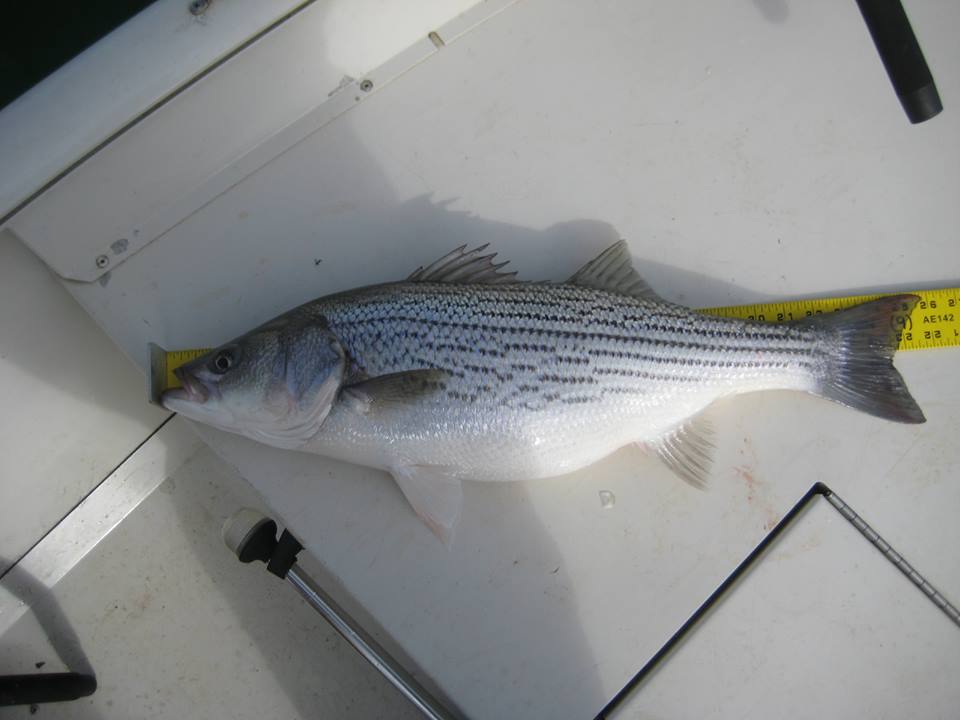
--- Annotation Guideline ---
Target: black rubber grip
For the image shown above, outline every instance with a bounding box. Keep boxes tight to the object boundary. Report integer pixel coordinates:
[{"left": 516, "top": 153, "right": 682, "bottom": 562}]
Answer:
[
  {"left": 0, "top": 673, "right": 97, "bottom": 706},
  {"left": 267, "top": 529, "right": 303, "bottom": 579},
  {"left": 855, "top": 0, "right": 942, "bottom": 123}
]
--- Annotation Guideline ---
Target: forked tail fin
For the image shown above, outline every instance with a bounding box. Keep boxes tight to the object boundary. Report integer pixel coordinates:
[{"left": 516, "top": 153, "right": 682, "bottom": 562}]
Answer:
[{"left": 807, "top": 294, "right": 925, "bottom": 424}]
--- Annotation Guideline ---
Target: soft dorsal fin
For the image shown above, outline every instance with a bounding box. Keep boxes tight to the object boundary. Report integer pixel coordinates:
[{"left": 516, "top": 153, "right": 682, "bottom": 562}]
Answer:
[
  {"left": 652, "top": 414, "right": 715, "bottom": 488},
  {"left": 568, "top": 240, "right": 661, "bottom": 301},
  {"left": 407, "top": 244, "right": 519, "bottom": 284}
]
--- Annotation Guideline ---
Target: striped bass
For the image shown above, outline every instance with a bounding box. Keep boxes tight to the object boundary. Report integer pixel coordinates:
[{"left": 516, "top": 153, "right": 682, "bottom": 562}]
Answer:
[{"left": 161, "top": 242, "right": 924, "bottom": 540}]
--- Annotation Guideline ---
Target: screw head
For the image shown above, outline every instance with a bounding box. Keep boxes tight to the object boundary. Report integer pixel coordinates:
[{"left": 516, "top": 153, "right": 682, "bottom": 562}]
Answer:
[
  {"left": 359, "top": 79, "right": 374, "bottom": 92},
  {"left": 95, "top": 254, "right": 110, "bottom": 269},
  {"left": 189, "top": 0, "right": 210, "bottom": 16}
]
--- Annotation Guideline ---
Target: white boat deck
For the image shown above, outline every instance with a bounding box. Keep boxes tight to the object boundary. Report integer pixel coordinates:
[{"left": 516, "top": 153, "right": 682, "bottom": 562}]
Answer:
[{"left": 1, "top": 1, "right": 957, "bottom": 717}]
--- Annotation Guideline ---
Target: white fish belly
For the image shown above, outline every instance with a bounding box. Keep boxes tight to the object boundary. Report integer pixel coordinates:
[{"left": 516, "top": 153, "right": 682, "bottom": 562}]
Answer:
[{"left": 307, "top": 367, "right": 818, "bottom": 482}]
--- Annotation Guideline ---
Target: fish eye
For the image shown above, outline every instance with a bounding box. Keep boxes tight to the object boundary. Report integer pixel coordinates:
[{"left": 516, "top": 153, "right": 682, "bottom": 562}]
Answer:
[{"left": 211, "top": 349, "right": 235, "bottom": 374}]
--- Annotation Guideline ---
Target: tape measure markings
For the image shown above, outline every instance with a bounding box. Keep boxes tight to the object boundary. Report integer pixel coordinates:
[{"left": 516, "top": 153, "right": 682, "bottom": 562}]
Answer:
[
  {"left": 699, "top": 288, "right": 959, "bottom": 351},
  {"left": 162, "top": 348, "right": 213, "bottom": 390}
]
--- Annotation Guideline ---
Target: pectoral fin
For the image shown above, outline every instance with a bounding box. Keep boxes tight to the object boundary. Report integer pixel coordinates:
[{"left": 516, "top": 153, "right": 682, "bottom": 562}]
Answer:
[
  {"left": 391, "top": 465, "right": 463, "bottom": 544},
  {"left": 341, "top": 369, "right": 449, "bottom": 414}
]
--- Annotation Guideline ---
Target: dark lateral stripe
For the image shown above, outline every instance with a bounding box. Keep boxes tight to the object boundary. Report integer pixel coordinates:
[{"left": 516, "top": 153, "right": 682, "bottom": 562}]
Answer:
[
  {"left": 343, "top": 330, "right": 817, "bottom": 387},
  {"left": 537, "top": 373, "right": 599, "bottom": 385},
  {"left": 457, "top": 295, "right": 691, "bottom": 323},
  {"left": 340, "top": 329, "right": 818, "bottom": 385},
  {"left": 385, "top": 283, "right": 808, "bottom": 343},
  {"left": 587, "top": 346, "right": 817, "bottom": 369},
  {"left": 343, "top": 314, "right": 811, "bottom": 358},
  {"left": 355, "top": 291, "right": 785, "bottom": 341},
  {"left": 330, "top": 283, "right": 737, "bottom": 326},
  {"left": 325, "top": 284, "right": 804, "bottom": 343},
  {"left": 561, "top": 395, "right": 597, "bottom": 405}
]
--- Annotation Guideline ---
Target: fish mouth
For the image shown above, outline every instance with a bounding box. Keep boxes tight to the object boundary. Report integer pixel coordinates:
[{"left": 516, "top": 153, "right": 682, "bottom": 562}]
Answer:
[{"left": 162, "top": 367, "right": 209, "bottom": 407}]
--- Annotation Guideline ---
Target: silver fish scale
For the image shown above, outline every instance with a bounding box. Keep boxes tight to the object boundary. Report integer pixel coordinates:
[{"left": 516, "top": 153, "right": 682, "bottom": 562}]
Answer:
[
  {"left": 298, "top": 282, "right": 824, "bottom": 410},
  {"left": 281, "top": 280, "right": 836, "bottom": 482}
]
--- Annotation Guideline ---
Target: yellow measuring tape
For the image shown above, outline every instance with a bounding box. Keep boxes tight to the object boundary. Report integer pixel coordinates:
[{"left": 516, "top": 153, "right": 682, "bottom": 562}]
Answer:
[
  {"left": 699, "top": 287, "right": 959, "bottom": 351},
  {"left": 149, "top": 288, "right": 958, "bottom": 402},
  {"left": 148, "top": 344, "right": 213, "bottom": 404}
]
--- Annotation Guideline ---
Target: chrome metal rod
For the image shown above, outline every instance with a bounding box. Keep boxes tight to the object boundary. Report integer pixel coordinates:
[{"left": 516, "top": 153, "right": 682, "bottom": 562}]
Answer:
[
  {"left": 286, "top": 564, "right": 460, "bottom": 720},
  {"left": 824, "top": 490, "right": 960, "bottom": 628}
]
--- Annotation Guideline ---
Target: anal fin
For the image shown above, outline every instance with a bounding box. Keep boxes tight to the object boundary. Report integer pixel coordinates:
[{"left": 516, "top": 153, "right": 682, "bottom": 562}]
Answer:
[
  {"left": 652, "top": 414, "right": 715, "bottom": 488},
  {"left": 391, "top": 465, "right": 463, "bottom": 544}
]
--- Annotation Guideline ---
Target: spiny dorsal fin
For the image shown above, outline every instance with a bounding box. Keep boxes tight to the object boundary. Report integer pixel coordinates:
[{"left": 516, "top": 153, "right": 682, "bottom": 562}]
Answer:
[
  {"left": 653, "top": 414, "right": 714, "bottom": 488},
  {"left": 407, "top": 244, "right": 519, "bottom": 284},
  {"left": 568, "top": 240, "right": 661, "bottom": 301},
  {"left": 341, "top": 369, "right": 449, "bottom": 414}
]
